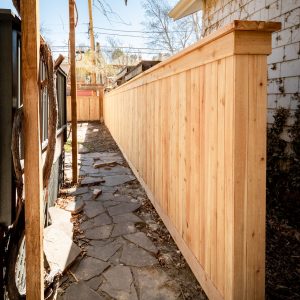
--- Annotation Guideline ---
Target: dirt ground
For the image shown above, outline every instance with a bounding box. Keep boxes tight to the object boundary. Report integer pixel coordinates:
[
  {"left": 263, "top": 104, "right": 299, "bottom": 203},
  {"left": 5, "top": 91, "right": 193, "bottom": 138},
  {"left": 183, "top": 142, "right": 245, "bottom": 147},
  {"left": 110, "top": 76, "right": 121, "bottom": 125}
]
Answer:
[{"left": 266, "top": 208, "right": 300, "bottom": 300}]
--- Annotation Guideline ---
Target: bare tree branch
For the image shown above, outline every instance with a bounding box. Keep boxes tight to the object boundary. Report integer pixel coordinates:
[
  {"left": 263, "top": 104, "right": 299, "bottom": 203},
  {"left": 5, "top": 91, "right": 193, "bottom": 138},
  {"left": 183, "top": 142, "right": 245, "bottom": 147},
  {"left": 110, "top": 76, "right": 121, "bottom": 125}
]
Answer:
[{"left": 142, "top": 0, "right": 200, "bottom": 55}]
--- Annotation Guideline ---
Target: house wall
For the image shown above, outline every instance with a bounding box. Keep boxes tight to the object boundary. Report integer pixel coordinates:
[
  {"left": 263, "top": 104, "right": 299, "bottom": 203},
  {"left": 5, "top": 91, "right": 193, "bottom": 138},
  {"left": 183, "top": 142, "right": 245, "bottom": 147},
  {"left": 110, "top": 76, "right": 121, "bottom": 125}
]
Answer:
[{"left": 202, "top": 0, "right": 300, "bottom": 127}]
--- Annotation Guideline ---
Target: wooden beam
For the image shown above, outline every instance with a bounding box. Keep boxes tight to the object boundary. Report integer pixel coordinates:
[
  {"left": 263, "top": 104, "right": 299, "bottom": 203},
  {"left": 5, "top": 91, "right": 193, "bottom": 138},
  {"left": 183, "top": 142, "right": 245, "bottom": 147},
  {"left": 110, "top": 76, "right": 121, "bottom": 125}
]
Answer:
[
  {"left": 20, "top": 0, "right": 44, "bottom": 299},
  {"left": 88, "top": 0, "right": 96, "bottom": 84},
  {"left": 69, "top": 0, "right": 78, "bottom": 184}
]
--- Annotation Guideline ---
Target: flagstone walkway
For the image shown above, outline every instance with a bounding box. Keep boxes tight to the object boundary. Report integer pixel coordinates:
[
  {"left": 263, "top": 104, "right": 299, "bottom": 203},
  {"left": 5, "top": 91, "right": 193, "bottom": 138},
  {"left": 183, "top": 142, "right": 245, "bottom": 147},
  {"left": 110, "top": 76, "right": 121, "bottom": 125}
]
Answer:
[{"left": 56, "top": 122, "right": 206, "bottom": 300}]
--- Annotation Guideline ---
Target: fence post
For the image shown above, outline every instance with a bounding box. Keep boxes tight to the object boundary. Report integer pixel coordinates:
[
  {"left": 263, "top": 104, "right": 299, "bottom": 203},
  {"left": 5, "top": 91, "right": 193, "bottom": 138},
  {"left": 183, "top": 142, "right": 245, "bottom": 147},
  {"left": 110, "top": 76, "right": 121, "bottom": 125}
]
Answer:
[
  {"left": 69, "top": 0, "right": 78, "bottom": 184},
  {"left": 21, "top": 0, "right": 44, "bottom": 299}
]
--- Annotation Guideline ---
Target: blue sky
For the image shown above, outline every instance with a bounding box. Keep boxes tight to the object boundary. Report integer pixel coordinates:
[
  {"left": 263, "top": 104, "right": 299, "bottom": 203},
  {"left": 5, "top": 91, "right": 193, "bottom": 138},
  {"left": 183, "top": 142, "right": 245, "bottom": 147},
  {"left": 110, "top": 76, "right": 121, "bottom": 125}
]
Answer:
[{"left": 1, "top": 0, "right": 179, "bottom": 58}]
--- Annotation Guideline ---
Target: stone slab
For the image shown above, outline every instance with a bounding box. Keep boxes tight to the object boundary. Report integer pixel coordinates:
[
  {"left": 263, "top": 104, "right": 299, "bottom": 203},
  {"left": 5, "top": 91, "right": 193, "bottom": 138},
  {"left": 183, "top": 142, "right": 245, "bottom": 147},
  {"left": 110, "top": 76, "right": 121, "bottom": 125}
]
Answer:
[
  {"left": 49, "top": 206, "right": 72, "bottom": 224},
  {"left": 111, "top": 222, "right": 136, "bottom": 238},
  {"left": 81, "top": 213, "right": 112, "bottom": 231},
  {"left": 80, "top": 166, "right": 99, "bottom": 174},
  {"left": 44, "top": 225, "right": 81, "bottom": 273},
  {"left": 80, "top": 152, "right": 102, "bottom": 159},
  {"left": 102, "top": 175, "right": 135, "bottom": 187},
  {"left": 133, "top": 267, "right": 180, "bottom": 300},
  {"left": 81, "top": 176, "right": 105, "bottom": 186},
  {"left": 86, "top": 276, "right": 103, "bottom": 291},
  {"left": 93, "top": 160, "right": 118, "bottom": 168},
  {"left": 84, "top": 202, "right": 105, "bottom": 218},
  {"left": 92, "top": 188, "right": 102, "bottom": 199},
  {"left": 107, "top": 248, "right": 122, "bottom": 265},
  {"left": 124, "top": 232, "right": 158, "bottom": 254},
  {"left": 97, "top": 165, "right": 132, "bottom": 176},
  {"left": 103, "top": 265, "right": 132, "bottom": 292},
  {"left": 79, "top": 170, "right": 86, "bottom": 176},
  {"left": 100, "top": 282, "right": 138, "bottom": 300},
  {"left": 64, "top": 198, "right": 85, "bottom": 215},
  {"left": 107, "top": 202, "right": 141, "bottom": 216},
  {"left": 90, "top": 238, "right": 116, "bottom": 247},
  {"left": 103, "top": 200, "right": 121, "bottom": 208},
  {"left": 113, "top": 195, "right": 133, "bottom": 203},
  {"left": 87, "top": 240, "right": 122, "bottom": 261},
  {"left": 112, "top": 213, "right": 143, "bottom": 224},
  {"left": 97, "top": 192, "right": 115, "bottom": 202},
  {"left": 79, "top": 192, "right": 93, "bottom": 201},
  {"left": 80, "top": 160, "right": 93, "bottom": 166},
  {"left": 97, "top": 152, "right": 123, "bottom": 162},
  {"left": 69, "top": 186, "right": 89, "bottom": 196},
  {"left": 84, "top": 224, "right": 113, "bottom": 240},
  {"left": 71, "top": 257, "right": 109, "bottom": 281},
  {"left": 100, "top": 186, "right": 118, "bottom": 193},
  {"left": 63, "top": 281, "right": 105, "bottom": 300},
  {"left": 120, "top": 243, "right": 158, "bottom": 267}
]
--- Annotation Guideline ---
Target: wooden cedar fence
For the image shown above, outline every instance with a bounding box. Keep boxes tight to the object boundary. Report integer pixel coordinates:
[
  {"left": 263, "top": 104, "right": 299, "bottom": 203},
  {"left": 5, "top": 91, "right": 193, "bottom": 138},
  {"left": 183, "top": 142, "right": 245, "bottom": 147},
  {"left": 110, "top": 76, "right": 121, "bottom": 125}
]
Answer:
[
  {"left": 67, "top": 89, "right": 104, "bottom": 122},
  {"left": 104, "top": 21, "right": 280, "bottom": 299}
]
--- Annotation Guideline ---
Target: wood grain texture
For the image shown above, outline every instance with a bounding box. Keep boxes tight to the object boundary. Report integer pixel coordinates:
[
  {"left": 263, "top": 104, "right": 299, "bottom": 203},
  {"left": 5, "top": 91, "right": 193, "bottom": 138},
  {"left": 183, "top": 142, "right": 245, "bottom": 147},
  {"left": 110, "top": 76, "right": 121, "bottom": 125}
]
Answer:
[
  {"left": 103, "top": 21, "right": 276, "bottom": 299},
  {"left": 69, "top": 0, "right": 78, "bottom": 184},
  {"left": 21, "top": 0, "right": 44, "bottom": 298},
  {"left": 67, "top": 96, "right": 101, "bottom": 121}
]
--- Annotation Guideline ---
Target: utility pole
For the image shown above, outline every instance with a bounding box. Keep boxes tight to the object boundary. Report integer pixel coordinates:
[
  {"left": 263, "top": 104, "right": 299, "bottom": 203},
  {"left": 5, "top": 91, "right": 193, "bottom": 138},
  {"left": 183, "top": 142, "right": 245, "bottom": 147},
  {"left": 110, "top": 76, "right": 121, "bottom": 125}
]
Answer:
[
  {"left": 69, "top": 0, "right": 78, "bottom": 184},
  {"left": 88, "top": 0, "right": 97, "bottom": 84}
]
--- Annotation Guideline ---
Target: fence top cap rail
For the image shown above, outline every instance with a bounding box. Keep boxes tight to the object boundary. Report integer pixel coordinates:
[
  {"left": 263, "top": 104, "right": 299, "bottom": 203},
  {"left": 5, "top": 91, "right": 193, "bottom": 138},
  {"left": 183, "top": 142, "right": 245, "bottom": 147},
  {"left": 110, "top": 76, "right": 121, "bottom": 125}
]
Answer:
[
  {"left": 231, "top": 20, "right": 281, "bottom": 32},
  {"left": 107, "top": 20, "right": 281, "bottom": 94}
]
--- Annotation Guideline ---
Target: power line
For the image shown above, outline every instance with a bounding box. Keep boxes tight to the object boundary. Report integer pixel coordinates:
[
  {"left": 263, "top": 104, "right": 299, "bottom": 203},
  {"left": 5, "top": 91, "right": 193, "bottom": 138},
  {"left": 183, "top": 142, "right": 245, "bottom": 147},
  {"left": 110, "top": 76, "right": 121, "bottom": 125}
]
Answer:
[
  {"left": 51, "top": 45, "right": 167, "bottom": 51},
  {"left": 45, "top": 30, "right": 155, "bottom": 39},
  {"left": 51, "top": 49, "right": 168, "bottom": 55},
  {"left": 93, "top": 31, "right": 151, "bottom": 38},
  {"left": 92, "top": 26, "right": 188, "bottom": 34},
  {"left": 42, "top": 23, "right": 188, "bottom": 34}
]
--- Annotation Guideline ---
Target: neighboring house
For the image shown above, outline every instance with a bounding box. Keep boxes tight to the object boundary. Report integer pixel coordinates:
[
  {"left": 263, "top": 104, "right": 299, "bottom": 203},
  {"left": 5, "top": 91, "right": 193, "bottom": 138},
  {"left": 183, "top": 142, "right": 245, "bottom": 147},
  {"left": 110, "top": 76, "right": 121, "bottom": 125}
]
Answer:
[
  {"left": 170, "top": 0, "right": 300, "bottom": 130},
  {"left": 111, "top": 53, "right": 141, "bottom": 68}
]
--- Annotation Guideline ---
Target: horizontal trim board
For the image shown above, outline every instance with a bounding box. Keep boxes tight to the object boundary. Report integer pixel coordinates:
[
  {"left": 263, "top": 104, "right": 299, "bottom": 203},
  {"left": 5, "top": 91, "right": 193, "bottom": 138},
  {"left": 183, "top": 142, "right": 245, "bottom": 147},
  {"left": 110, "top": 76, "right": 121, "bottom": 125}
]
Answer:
[{"left": 107, "top": 21, "right": 280, "bottom": 95}]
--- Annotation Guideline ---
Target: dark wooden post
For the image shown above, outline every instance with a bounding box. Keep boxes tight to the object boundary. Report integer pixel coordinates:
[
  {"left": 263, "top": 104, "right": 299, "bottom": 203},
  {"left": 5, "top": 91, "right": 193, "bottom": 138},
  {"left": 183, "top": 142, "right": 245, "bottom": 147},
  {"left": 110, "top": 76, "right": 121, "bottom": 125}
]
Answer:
[
  {"left": 88, "top": 0, "right": 97, "bottom": 84},
  {"left": 69, "top": 0, "right": 78, "bottom": 183},
  {"left": 20, "top": 0, "right": 44, "bottom": 299}
]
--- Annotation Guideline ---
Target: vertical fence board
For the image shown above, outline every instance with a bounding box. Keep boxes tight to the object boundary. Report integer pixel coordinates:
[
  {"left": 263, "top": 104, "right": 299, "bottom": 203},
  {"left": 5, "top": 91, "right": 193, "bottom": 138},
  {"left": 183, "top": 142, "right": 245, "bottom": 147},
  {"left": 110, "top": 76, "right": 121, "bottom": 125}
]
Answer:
[
  {"left": 217, "top": 58, "right": 226, "bottom": 294},
  {"left": 184, "top": 70, "right": 191, "bottom": 244},
  {"left": 246, "top": 55, "right": 267, "bottom": 299},
  {"left": 204, "top": 62, "right": 212, "bottom": 276},
  {"left": 190, "top": 68, "right": 200, "bottom": 254},
  {"left": 224, "top": 55, "right": 235, "bottom": 300},
  {"left": 67, "top": 96, "right": 103, "bottom": 121},
  {"left": 162, "top": 78, "right": 170, "bottom": 214},
  {"left": 198, "top": 65, "right": 206, "bottom": 267},
  {"left": 233, "top": 55, "right": 249, "bottom": 299},
  {"left": 178, "top": 72, "right": 186, "bottom": 237}
]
